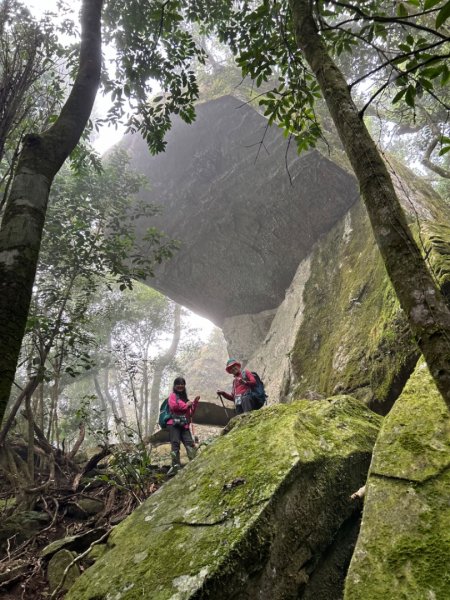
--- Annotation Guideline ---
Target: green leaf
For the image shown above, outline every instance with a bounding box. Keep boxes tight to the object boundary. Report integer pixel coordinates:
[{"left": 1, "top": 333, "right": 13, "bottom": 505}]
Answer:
[
  {"left": 441, "top": 65, "right": 450, "bottom": 85},
  {"left": 424, "top": 0, "right": 443, "bottom": 9},
  {"left": 405, "top": 85, "right": 416, "bottom": 107},
  {"left": 438, "top": 146, "right": 450, "bottom": 156},
  {"left": 392, "top": 89, "right": 407, "bottom": 104},
  {"left": 397, "top": 2, "right": 409, "bottom": 16},
  {"left": 436, "top": 1, "right": 450, "bottom": 28}
]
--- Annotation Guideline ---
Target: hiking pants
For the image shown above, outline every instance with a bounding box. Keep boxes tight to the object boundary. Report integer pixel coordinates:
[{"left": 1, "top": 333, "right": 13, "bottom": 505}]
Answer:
[
  {"left": 236, "top": 393, "right": 257, "bottom": 415},
  {"left": 169, "top": 425, "right": 195, "bottom": 465}
]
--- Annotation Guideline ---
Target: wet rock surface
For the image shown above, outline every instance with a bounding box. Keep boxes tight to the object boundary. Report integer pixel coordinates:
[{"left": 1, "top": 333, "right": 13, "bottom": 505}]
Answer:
[
  {"left": 66, "top": 396, "right": 381, "bottom": 600},
  {"left": 345, "top": 360, "right": 450, "bottom": 600},
  {"left": 124, "top": 95, "right": 359, "bottom": 324}
]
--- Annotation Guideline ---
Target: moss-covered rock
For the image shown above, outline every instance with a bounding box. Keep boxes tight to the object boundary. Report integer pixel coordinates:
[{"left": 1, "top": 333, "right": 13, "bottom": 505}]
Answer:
[
  {"left": 67, "top": 397, "right": 381, "bottom": 600},
  {"left": 0, "top": 509, "right": 50, "bottom": 548},
  {"left": 345, "top": 360, "right": 450, "bottom": 600},
  {"left": 290, "top": 199, "right": 418, "bottom": 413},
  {"left": 47, "top": 549, "right": 80, "bottom": 593}
]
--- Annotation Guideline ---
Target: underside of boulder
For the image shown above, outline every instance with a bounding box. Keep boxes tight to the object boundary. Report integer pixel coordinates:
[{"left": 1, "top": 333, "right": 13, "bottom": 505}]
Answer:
[
  {"left": 123, "top": 95, "right": 359, "bottom": 324},
  {"left": 67, "top": 396, "right": 381, "bottom": 600}
]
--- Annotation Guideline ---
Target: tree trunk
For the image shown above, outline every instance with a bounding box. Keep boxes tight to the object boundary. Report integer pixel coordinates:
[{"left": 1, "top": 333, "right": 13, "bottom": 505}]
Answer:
[
  {"left": 0, "top": 0, "right": 103, "bottom": 427},
  {"left": 115, "top": 382, "right": 128, "bottom": 425},
  {"left": 25, "top": 391, "right": 34, "bottom": 482},
  {"left": 289, "top": 0, "right": 450, "bottom": 409},
  {"left": 93, "top": 375, "right": 111, "bottom": 442},
  {"left": 149, "top": 304, "right": 181, "bottom": 432}
]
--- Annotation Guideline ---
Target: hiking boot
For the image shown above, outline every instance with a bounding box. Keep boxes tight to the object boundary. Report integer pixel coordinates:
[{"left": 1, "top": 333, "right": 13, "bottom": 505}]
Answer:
[
  {"left": 186, "top": 446, "right": 197, "bottom": 461},
  {"left": 167, "top": 463, "right": 181, "bottom": 477},
  {"left": 170, "top": 450, "right": 180, "bottom": 465}
]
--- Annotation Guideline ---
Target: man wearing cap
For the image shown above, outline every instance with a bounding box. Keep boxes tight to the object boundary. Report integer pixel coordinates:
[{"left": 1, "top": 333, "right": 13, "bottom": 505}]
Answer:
[{"left": 217, "top": 358, "right": 257, "bottom": 414}]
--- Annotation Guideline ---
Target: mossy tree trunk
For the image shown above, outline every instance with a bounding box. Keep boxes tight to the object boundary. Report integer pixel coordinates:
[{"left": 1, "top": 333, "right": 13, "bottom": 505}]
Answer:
[
  {"left": 0, "top": 0, "right": 103, "bottom": 428},
  {"left": 289, "top": 0, "right": 450, "bottom": 410}
]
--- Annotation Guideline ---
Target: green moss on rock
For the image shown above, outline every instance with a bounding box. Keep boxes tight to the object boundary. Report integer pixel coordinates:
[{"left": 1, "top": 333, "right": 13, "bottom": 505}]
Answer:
[
  {"left": 345, "top": 360, "right": 450, "bottom": 600},
  {"left": 66, "top": 397, "right": 381, "bottom": 600},
  {"left": 291, "top": 200, "right": 417, "bottom": 412}
]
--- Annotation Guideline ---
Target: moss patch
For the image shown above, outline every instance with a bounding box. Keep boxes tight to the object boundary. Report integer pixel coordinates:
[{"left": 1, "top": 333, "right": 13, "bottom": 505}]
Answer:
[
  {"left": 66, "top": 397, "right": 381, "bottom": 600},
  {"left": 345, "top": 361, "right": 450, "bottom": 600},
  {"left": 420, "top": 221, "right": 450, "bottom": 300},
  {"left": 291, "top": 200, "right": 417, "bottom": 412}
]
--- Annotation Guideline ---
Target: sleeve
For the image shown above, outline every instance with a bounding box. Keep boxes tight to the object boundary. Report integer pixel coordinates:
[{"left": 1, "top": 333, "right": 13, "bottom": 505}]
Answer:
[
  {"left": 221, "top": 391, "right": 234, "bottom": 401},
  {"left": 187, "top": 397, "right": 200, "bottom": 417},
  {"left": 168, "top": 392, "right": 189, "bottom": 413},
  {"left": 244, "top": 370, "right": 256, "bottom": 387}
]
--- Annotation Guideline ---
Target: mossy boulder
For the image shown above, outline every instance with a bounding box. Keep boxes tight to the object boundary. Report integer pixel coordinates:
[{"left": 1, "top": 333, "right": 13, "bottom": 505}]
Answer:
[
  {"left": 255, "top": 158, "right": 450, "bottom": 413},
  {"left": 47, "top": 549, "right": 80, "bottom": 593},
  {"left": 290, "top": 199, "right": 418, "bottom": 413},
  {"left": 67, "top": 397, "right": 381, "bottom": 600},
  {"left": 0, "top": 510, "right": 50, "bottom": 548},
  {"left": 345, "top": 360, "right": 450, "bottom": 600}
]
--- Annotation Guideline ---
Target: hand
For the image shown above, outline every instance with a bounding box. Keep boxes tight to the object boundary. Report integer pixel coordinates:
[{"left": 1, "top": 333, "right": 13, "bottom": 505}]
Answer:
[
  {"left": 194, "top": 396, "right": 200, "bottom": 403},
  {"left": 217, "top": 390, "right": 225, "bottom": 397}
]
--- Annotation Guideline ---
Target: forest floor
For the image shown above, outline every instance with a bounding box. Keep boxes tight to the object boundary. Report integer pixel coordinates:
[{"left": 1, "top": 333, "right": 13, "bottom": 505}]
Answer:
[{"left": 0, "top": 455, "right": 172, "bottom": 599}]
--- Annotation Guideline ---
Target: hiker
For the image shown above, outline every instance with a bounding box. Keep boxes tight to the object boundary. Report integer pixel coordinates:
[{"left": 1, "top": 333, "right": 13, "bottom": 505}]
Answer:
[
  {"left": 167, "top": 377, "right": 200, "bottom": 472},
  {"left": 217, "top": 358, "right": 258, "bottom": 414}
]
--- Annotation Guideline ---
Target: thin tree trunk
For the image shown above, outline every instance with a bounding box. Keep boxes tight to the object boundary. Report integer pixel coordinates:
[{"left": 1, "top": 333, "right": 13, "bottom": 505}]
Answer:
[
  {"left": 0, "top": 0, "right": 103, "bottom": 427},
  {"left": 0, "top": 374, "right": 41, "bottom": 445},
  {"left": 25, "top": 390, "right": 34, "bottom": 482},
  {"left": 149, "top": 304, "right": 182, "bottom": 432},
  {"left": 93, "top": 374, "right": 110, "bottom": 442},
  {"left": 290, "top": 0, "right": 450, "bottom": 409},
  {"left": 115, "top": 382, "right": 128, "bottom": 425},
  {"left": 143, "top": 349, "right": 150, "bottom": 437},
  {"left": 103, "top": 368, "right": 124, "bottom": 440}
]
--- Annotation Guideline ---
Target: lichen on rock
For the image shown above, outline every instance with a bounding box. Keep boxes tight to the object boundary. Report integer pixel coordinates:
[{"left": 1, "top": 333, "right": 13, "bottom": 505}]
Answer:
[
  {"left": 345, "top": 360, "right": 450, "bottom": 600},
  {"left": 66, "top": 397, "right": 381, "bottom": 600}
]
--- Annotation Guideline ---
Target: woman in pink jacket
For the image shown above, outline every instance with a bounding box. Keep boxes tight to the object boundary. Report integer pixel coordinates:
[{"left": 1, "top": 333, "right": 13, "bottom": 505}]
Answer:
[
  {"left": 217, "top": 358, "right": 257, "bottom": 414},
  {"left": 167, "top": 377, "right": 200, "bottom": 472}
]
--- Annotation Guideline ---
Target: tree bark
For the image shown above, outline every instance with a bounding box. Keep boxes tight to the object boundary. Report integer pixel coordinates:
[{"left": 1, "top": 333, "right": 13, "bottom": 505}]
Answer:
[
  {"left": 0, "top": 0, "right": 103, "bottom": 427},
  {"left": 289, "top": 0, "right": 450, "bottom": 409},
  {"left": 93, "top": 375, "right": 111, "bottom": 441}
]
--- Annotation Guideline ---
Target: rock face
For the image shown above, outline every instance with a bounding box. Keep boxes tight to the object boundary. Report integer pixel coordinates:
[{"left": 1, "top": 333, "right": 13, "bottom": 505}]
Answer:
[
  {"left": 67, "top": 397, "right": 381, "bottom": 600},
  {"left": 345, "top": 360, "right": 450, "bottom": 600},
  {"left": 124, "top": 95, "right": 359, "bottom": 324},
  {"left": 247, "top": 168, "right": 450, "bottom": 413},
  {"left": 124, "top": 95, "right": 450, "bottom": 413}
]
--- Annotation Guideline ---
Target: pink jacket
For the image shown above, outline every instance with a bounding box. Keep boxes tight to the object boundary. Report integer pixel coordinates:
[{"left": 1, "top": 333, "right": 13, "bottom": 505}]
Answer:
[
  {"left": 167, "top": 392, "right": 199, "bottom": 429},
  {"left": 221, "top": 369, "right": 256, "bottom": 402}
]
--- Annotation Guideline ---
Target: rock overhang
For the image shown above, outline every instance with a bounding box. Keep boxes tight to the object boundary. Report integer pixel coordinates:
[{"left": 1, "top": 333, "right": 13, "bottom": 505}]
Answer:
[{"left": 123, "top": 95, "right": 359, "bottom": 324}]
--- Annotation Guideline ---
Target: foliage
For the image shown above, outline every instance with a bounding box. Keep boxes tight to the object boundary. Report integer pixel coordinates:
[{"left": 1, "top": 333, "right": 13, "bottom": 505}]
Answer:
[
  {"left": 183, "top": 1, "right": 450, "bottom": 162},
  {"left": 0, "top": 0, "right": 66, "bottom": 209},
  {"left": 98, "top": 0, "right": 207, "bottom": 154},
  {"left": 13, "top": 149, "right": 177, "bottom": 443}
]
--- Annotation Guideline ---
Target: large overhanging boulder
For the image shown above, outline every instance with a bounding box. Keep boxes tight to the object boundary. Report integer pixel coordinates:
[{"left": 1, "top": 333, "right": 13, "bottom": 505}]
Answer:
[
  {"left": 123, "top": 95, "right": 359, "bottom": 324},
  {"left": 67, "top": 396, "right": 381, "bottom": 600}
]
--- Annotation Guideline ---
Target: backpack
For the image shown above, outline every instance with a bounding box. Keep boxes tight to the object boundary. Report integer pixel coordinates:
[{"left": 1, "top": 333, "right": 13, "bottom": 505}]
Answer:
[
  {"left": 158, "top": 395, "right": 188, "bottom": 428},
  {"left": 242, "top": 370, "right": 267, "bottom": 409},
  {"left": 158, "top": 397, "right": 171, "bottom": 429}
]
